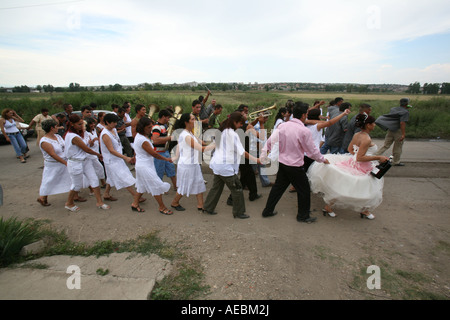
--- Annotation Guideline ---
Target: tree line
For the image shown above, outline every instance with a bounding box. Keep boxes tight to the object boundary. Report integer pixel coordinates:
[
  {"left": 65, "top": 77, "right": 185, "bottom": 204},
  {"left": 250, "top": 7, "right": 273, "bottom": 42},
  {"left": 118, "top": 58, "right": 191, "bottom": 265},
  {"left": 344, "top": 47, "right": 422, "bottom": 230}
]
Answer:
[
  {"left": 406, "top": 82, "right": 450, "bottom": 94},
  {"left": 2, "top": 81, "right": 450, "bottom": 94}
]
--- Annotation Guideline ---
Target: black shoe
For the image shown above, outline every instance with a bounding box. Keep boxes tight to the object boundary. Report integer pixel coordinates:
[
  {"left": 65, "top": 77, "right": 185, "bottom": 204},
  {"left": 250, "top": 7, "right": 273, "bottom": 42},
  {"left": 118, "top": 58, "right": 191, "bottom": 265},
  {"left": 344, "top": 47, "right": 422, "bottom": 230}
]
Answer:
[
  {"left": 297, "top": 217, "right": 317, "bottom": 223},
  {"left": 262, "top": 211, "right": 278, "bottom": 218},
  {"left": 171, "top": 205, "right": 186, "bottom": 211},
  {"left": 234, "top": 213, "right": 250, "bottom": 219},
  {"left": 226, "top": 197, "right": 233, "bottom": 206},
  {"left": 249, "top": 194, "right": 262, "bottom": 201},
  {"left": 202, "top": 209, "right": 217, "bottom": 215}
]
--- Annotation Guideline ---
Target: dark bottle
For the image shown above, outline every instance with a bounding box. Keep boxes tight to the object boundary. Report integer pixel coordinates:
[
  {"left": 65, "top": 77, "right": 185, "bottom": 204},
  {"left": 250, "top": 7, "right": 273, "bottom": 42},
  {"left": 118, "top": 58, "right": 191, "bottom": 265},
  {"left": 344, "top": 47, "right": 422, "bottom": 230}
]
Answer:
[{"left": 371, "top": 156, "right": 393, "bottom": 179}]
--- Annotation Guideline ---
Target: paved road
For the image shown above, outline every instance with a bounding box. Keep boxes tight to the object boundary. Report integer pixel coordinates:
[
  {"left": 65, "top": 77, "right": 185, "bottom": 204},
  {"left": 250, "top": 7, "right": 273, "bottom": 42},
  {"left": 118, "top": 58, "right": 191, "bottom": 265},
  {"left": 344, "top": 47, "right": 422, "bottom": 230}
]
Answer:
[{"left": 0, "top": 138, "right": 449, "bottom": 301}]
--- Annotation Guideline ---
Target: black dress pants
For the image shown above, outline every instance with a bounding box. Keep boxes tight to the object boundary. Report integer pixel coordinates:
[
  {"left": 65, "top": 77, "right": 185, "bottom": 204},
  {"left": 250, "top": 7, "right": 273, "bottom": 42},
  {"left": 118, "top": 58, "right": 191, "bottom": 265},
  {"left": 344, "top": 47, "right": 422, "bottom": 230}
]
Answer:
[
  {"left": 262, "top": 162, "right": 312, "bottom": 220},
  {"left": 239, "top": 163, "right": 258, "bottom": 200}
]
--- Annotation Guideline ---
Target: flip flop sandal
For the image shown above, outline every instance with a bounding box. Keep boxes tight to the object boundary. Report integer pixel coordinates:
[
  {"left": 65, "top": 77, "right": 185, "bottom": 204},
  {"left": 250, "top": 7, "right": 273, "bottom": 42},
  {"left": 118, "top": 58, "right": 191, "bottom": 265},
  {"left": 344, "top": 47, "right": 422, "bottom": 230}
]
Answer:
[
  {"left": 37, "top": 198, "right": 51, "bottom": 207},
  {"left": 97, "top": 204, "right": 110, "bottom": 210},
  {"left": 131, "top": 206, "right": 145, "bottom": 213},
  {"left": 159, "top": 209, "right": 173, "bottom": 215},
  {"left": 104, "top": 196, "right": 118, "bottom": 201},
  {"left": 171, "top": 205, "right": 185, "bottom": 211},
  {"left": 65, "top": 205, "right": 80, "bottom": 212}
]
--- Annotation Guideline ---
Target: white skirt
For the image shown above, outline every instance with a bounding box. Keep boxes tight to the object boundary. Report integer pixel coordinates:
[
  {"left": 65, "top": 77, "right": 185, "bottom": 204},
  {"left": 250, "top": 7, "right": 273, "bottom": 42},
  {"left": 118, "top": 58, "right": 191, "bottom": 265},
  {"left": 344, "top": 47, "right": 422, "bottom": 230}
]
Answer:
[
  {"left": 39, "top": 161, "right": 72, "bottom": 196},
  {"left": 87, "top": 157, "right": 105, "bottom": 180},
  {"left": 135, "top": 160, "right": 170, "bottom": 196},
  {"left": 176, "top": 164, "right": 206, "bottom": 197},
  {"left": 68, "top": 159, "right": 100, "bottom": 191},
  {"left": 104, "top": 158, "right": 136, "bottom": 190},
  {"left": 307, "top": 154, "right": 384, "bottom": 212}
]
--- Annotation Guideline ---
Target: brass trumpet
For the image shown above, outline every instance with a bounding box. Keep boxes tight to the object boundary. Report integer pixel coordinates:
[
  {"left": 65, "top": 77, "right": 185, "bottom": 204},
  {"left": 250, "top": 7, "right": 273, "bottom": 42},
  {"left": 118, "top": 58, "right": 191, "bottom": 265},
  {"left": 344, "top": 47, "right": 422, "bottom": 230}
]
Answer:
[
  {"left": 248, "top": 104, "right": 277, "bottom": 120},
  {"left": 148, "top": 104, "right": 160, "bottom": 119},
  {"left": 165, "top": 105, "right": 183, "bottom": 151}
]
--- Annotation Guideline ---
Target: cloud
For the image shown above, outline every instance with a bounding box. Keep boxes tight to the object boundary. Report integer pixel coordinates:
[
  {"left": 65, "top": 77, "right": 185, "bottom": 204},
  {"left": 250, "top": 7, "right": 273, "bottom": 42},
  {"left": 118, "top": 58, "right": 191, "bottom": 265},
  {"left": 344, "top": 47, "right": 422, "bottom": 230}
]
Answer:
[{"left": 1, "top": 0, "right": 449, "bottom": 86}]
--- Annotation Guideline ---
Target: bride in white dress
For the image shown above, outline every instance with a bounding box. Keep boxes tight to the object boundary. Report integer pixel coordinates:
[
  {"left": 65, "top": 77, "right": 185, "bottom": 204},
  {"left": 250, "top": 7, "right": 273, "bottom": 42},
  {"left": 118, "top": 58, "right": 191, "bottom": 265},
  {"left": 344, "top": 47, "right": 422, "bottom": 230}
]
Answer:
[{"left": 307, "top": 113, "right": 389, "bottom": 219}]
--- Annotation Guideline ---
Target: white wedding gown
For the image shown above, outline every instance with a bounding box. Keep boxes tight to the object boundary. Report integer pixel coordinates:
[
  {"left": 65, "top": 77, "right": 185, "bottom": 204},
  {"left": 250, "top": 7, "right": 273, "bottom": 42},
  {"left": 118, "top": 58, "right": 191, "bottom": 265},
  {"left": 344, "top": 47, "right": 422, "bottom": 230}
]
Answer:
[{"left": 307, "top": 145, "right": 384, "bottom": 212}]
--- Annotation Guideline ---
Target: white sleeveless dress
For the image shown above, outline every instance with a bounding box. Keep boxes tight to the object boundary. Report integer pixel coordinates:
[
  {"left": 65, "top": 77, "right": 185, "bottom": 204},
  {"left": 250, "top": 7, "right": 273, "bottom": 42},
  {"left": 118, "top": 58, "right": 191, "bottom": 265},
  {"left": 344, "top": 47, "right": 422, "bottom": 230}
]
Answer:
[
  {"left": 176, "top": 130, "right": 206, "bottom": 196},
  {"left": 134, "top": 133, "right": 170, "bottom": 195},
  {"left": 84, "top": 130, "right": 105, "bottom": 180},
  {"left": 100, "top": 128, "right": 136, "bottom": 190},
  {"left": 307, "top": 144, "right": 384, "bottom": 212},
  {"left": 39, "top": 136, "right": 71, "bottom": 196}
]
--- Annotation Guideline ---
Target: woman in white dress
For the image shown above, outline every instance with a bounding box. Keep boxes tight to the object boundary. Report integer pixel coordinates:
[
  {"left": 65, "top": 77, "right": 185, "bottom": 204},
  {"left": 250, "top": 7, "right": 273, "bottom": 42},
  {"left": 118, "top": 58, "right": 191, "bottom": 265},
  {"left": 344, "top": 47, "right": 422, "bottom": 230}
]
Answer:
[
  {"left": 96, "top": 112, "right": 106, "bottom": 137},
  {"left": 132, "top": 117, "right": 173, "bottom": 214},
  {"left": 100, "top": 113, "right": 141, "bottom": 205},
  {"left": 171, "top": 113, "right": 214, "bottom": 211},
  {"left": 307, "top": 113, "right": 389, "bottom": 219},
  {"left": 37, "top": 119, "right": 71, "bottom": 206},
  {"left": 85, "top": 117, "right": 107, "bottom": 193},
  {"left": 64, "top": 114, "right": 109, "bottom": 212}
]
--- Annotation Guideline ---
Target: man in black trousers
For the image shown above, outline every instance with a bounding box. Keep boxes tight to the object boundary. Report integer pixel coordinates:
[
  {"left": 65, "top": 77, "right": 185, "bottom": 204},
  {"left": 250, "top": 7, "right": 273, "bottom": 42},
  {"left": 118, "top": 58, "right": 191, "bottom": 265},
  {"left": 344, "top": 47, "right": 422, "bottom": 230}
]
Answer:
[{"left": 261, "top": 102, "right": 329, "bottom": 223}]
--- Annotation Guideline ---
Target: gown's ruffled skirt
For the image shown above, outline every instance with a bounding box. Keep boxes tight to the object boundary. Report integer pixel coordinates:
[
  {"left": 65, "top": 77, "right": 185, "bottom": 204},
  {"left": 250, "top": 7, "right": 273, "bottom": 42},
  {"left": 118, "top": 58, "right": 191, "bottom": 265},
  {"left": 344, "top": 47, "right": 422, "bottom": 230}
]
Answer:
[{"left": 307, "top": 154, "right": 384, "bottom": 212}]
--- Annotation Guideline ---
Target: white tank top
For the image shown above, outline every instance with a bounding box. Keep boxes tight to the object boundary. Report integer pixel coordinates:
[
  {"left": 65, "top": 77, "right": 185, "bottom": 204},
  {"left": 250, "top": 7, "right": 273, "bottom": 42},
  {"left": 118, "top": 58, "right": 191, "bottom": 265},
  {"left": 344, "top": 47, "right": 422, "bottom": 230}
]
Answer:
[
  {"left": 64, "top": 132, "right": 87, "bottom": 160},
  {"left": 39, "top": 135, "right": 66, "bottom": 162},
  {"left": 3, "top": 119, "right": 19, "bottom": 134},
  {"left": 100, "top": 128, "right": 122, "bottom": 164}
]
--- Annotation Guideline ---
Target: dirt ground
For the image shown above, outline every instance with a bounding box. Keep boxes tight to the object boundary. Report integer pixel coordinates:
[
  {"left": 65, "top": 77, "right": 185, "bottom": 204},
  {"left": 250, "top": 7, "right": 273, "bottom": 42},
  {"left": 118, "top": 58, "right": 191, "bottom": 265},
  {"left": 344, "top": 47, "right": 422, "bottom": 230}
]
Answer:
[{"left": 1, "top": 138, "right": 449, "bottom": 300}]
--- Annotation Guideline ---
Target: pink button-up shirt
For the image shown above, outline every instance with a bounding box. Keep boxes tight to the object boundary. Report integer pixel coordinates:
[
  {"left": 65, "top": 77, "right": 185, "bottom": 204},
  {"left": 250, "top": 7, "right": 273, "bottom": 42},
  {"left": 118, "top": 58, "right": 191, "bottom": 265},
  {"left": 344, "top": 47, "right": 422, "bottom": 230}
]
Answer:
[{"left": 262, "top": 118, "right": 325, "bottom": 167}]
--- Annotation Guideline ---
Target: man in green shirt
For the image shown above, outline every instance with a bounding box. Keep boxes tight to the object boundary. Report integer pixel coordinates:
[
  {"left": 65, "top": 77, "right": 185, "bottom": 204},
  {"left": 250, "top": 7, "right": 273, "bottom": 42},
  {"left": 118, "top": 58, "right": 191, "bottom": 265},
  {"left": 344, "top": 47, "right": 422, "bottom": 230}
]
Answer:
[{"left": 208, "top": 104, "right": 223, "bottom": 129}]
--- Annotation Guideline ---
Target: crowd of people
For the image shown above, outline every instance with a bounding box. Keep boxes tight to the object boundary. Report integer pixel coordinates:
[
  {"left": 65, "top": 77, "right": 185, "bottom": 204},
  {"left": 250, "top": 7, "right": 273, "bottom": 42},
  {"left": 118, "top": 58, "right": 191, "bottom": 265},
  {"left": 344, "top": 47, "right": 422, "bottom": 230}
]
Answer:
[{"left": 0, "top": 95, "right": 412, "bottom": 222}]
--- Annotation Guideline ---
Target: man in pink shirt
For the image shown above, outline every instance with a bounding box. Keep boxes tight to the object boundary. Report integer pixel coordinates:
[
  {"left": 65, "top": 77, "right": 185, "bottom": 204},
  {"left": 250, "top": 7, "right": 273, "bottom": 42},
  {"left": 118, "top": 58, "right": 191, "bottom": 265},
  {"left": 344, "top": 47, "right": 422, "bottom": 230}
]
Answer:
[{"left": 261, "top": 101, "right": 329, "bottom": 223}]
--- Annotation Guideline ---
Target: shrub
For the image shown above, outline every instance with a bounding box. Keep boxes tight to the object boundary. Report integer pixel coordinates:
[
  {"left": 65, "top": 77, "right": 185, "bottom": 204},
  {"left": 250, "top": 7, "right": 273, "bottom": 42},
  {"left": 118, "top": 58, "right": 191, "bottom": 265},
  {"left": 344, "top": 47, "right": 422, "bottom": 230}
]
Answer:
[{"left": 0, "top": 217, "right": 42, "bottom": 267}]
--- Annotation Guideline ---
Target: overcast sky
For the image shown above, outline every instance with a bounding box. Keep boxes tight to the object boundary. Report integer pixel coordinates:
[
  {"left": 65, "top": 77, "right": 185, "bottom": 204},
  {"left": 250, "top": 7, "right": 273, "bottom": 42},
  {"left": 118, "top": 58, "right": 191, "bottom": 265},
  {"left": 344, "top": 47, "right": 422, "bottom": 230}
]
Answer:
[{"left": 1, "top": 0, "right": 450, "bottom": 87}]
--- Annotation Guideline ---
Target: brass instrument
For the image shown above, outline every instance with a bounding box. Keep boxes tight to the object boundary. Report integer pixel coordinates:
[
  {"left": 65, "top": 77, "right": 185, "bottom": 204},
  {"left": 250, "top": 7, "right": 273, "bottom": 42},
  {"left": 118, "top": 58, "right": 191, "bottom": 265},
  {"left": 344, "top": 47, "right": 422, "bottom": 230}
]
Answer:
[
  {"left": 148, "top": 104, "right": 160, "bottom": 119},
  {"left": 165, "top": 105, "right": 183, "bottom": 151},
  {"left": 248, "top": 104, "right": 277, "bottom": 120}
]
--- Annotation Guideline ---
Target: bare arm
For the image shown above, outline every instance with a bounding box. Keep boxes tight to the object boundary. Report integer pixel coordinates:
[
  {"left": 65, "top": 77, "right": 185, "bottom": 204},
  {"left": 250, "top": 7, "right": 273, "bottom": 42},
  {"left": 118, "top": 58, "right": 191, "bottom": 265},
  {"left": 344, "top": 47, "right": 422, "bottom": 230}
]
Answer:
[
  {"left": 399, "top": 122, "right": 406, "bottom": 142},
  {"left": 0, "top": 119, "right": 9, "bottom": 143},
  {"left": 244, "top": 151, "right": 261, "bottom": 165},
  {"left": 28, "top": 120, "right": 36, "bottom": 129},
  {"left": 142, "top": 141, "right": 172, "bottom": 162},
  {"left": 101, "top": 134, "right": 131, "bottom": 162},
  {"left": 41, "top": 142, "right": 67, "bottom": 165},
  {"left": 353, "top": 135, "right": 388, "bottom": 163},
  {"left": 11, "top": 111, "right": 24, "bottom": 123},
  {"left": 316, "top": 109, "right": 351, "bottom": 130},
  {"left": 152, "top": 132, "right": 171, "bottom": 145},
  {"left": 72, "top": 136, "right": 102, "bottom": 160}
]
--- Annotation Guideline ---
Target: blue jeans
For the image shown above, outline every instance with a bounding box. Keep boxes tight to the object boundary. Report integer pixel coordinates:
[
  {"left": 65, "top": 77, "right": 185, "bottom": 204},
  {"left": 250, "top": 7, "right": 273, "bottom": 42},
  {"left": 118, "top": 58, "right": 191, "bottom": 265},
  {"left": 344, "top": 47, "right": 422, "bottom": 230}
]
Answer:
[
  {"left": 251, "top": 163, "right": 271, "bottom": 187},
  {"left": 320, "top": 140, "right": 341, "bottom": 155},
  {"left": 7, "top": 132, "right": 28, "bottom": 157},
  {"left": 154, "top": 150, "right": 176, "bottom": 179}
]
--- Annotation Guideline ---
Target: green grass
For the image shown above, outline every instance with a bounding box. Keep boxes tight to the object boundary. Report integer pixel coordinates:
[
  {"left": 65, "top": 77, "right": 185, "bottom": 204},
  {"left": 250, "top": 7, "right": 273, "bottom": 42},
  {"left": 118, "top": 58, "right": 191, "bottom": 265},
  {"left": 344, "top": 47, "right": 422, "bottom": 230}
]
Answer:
[
  {"left": 2, "top": 90, "right": 450, "bottom": 138},
  {"left": 0, "top": 217, "right": 209, "bottom": 300},
  {"left": 0, "top": 217, "right": 42, "bottom": 267},
  {"left": 351, "top": 258, "right": 448, "bottom": 300}
]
